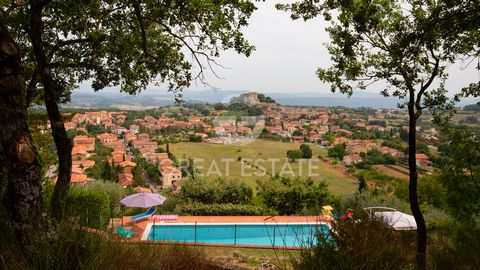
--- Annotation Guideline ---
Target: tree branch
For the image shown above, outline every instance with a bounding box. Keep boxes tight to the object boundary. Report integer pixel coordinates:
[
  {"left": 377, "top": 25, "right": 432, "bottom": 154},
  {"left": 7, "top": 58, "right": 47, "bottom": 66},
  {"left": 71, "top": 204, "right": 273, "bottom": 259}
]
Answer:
[
  {"left": 48, "top": 36, "right": 106, "bottom": 59},
  {"left": 416, "top": 47, "right": 440, "bottom": 111},
  {"left": 130, "top": 0, "right": 148, "bottom": 56}
]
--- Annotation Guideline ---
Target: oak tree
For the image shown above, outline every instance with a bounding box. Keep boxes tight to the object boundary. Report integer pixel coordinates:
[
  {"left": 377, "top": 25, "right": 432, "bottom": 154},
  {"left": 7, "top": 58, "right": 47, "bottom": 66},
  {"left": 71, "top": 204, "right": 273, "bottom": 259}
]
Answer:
[
  {"left": 1, "top": 0, "right": 256, "bottom": 254},
  {"left": 278, "top": 1, "right": 479, "bottom": 268}
]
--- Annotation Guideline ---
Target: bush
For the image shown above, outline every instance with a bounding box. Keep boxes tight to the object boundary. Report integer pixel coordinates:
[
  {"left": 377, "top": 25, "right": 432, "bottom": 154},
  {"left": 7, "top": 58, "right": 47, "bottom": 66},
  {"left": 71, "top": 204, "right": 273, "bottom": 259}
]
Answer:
[
  {"left": 65, "top": 188, "right": 111, "bottom": 229},
  {"left": 83, "top": 181, "right": 126, "bottom": 217},
  {"left": 328, "top": 143, "right": 346, "bottom": 159},
  {"left": 359, "top": 149, "right": 396, "bottom": 165},
  {"left": 286, "top": 149, "right": 303, "bottom": 161},
  {"left": 95, "top": 143, "right": 113, "bottom": 157},
  {"left": 257, "top": 177, "right": 334, "bottom": 215},
  {"left": 179, "top": 178, "right": 253, "bottom": 205},
  {"left": 175, "top": 202, "right": 276, "bottom": 216},
  {"left": 294, "top": 217, "right": 416, "bottom": 270},
  {"left": 188, "top": 134, "right": 202, "bottom": 142},
  {"left": 300, "top": 144, "right": 313, "bottom": 158}
]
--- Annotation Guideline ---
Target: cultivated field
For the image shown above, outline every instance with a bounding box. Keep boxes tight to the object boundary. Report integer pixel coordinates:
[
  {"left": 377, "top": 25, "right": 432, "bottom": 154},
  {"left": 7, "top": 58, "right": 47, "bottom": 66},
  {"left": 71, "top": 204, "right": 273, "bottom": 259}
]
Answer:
[
  {"left": 170, "top": 141, "right": 357, "bottom": 195},
  {"left": 373, "top": 165, "right": 410, "bottom": 180}
]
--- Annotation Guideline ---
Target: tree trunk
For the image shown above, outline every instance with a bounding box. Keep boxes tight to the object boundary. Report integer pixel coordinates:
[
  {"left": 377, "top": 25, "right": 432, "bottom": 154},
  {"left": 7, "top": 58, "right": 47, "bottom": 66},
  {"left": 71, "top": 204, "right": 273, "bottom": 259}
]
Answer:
[
  {"left": 407, "top": 104, "right": 427, "bottom": 270},
  {"left": 0, "top": 18, "right": 52, "bottom": 255},
  {"left": 29, "top": 1, "right": 73, "bottom": 221}
]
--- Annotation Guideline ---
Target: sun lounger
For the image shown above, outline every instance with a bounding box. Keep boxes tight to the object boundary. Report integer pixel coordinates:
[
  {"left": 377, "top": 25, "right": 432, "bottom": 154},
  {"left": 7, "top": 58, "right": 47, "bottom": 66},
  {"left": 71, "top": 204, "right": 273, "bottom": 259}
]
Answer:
[
  {"left": 131, "top": 207, "right": 156, "bottom": 222},
  {"left": 116, "top": 226, "right": 136, "bottom": 239}
]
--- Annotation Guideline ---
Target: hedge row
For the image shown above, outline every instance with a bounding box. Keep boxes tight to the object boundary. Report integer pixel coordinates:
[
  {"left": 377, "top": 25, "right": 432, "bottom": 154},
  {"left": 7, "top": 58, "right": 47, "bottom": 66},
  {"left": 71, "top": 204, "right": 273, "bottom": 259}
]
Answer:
[
  {"left": 65, "top": 188, "right": 110, "bottom": 229},
  {"left": 175, "top": 202, "right": 277, "bottom": 216}
]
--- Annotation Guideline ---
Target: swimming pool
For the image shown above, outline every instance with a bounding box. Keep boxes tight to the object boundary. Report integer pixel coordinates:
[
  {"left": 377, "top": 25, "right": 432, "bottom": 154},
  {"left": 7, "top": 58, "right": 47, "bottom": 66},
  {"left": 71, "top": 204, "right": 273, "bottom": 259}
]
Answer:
[{"left": 144, "top": 223, "right": 330, "bottom": 247}]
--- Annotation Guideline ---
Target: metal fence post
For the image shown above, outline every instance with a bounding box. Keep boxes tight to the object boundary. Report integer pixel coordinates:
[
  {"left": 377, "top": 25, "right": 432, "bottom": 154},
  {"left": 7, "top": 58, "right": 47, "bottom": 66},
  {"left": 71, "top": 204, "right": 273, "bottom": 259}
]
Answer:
[
  {"left": 234, "top": 224, "right": 237, "bottom": 245},
  {"left": 273, "top": 226, "right": 276, "bottom": 248},
  {"left": 194, "top": 222, "right": 197, "bottom": 243},
  {"left": 153, "top": 219, "right": 155, "bottom": 241}
]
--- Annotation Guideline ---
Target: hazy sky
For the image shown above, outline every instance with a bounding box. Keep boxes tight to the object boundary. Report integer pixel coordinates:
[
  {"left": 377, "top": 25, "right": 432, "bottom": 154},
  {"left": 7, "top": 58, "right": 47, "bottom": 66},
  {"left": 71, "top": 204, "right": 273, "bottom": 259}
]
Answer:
[{"left": 79, "top": 1, "right": 479, "bottom": 96}]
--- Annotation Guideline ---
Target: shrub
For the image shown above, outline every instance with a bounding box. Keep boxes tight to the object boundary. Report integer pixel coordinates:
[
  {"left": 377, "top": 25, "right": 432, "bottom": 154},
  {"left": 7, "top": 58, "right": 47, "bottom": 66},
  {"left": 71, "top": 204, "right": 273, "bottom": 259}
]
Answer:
[
  {"left": 83, "top": 181, "right": 126, "bottom": 217},
  {"left": 286, "top": 149, "right": 303, "bottom": 161},
  {"left": 175, "top": 202, "right": 276, "bottom": 216},
  {"left": 188, "top": 134, "right": 202, "bottom": 142},
  {"left": 300, "top": 144, "right": 313, "bottom": 158},
  {"left": 179, "top": 178, "right": 253, "bottom": 205},
  {"left": 65, "top": 188, "right": 111, "bottom": 229},
  {"left": 294, "top": 217, "right": 416, "bottom": 270},
  {"left": 257, "top": 177, "right": 334, "bottom": 215},
  {"left": 328, "top": 143, "right": 346, "bottom": 159}
]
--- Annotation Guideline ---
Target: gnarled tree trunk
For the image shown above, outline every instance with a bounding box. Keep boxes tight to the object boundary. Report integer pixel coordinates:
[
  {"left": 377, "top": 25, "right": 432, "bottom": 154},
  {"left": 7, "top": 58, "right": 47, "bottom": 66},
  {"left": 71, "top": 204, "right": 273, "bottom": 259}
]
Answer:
[
  {"left": 0, "top": 18, "right": 52, "bottom": 255},
  {"left": 29, "top": 1, "right": 73, "bottom": 221}
]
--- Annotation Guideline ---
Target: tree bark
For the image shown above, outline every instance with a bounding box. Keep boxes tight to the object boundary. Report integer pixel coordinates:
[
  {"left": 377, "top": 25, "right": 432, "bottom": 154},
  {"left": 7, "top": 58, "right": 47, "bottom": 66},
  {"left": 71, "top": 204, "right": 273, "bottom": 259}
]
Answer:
[
  {"left": 29, "top": 0, "right": 73, "bottom": 221},
  {"left": 407, "top": 103, "right": 427, "bottom": 270},
  {"left": 0, "top": 18, "right": 52, "bottom": 255}
]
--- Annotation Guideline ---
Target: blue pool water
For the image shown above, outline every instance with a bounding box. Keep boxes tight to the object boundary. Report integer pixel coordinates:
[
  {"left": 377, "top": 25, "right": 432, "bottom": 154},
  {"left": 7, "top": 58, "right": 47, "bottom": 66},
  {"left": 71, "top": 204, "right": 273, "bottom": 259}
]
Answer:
[{"left": 147, "top": 224, "right": 330, "bottom": 247}]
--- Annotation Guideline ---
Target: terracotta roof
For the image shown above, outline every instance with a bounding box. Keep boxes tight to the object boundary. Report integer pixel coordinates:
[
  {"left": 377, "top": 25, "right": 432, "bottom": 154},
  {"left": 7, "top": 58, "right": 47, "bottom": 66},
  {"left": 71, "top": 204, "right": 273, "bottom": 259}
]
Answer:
[
  {"left": 97, "top": 133, "right": 116, "bottom": 139},
  {"left": 71, "top": 174, "right": 88, "bottom": 183},
  {"left": 120, "top": 161, "right": 136, "bottom": 168},
  {"left": 134, "top": 186, "right": 152, "bottom": 193},
  {"left": 133, "top": 140, "right": 157, "bottom": 145},
  {"left": 73, "top": 135, "right": 95, "bottom": 143},
  {"left": 118, "top": 173, "right": 134, "bottom": 187},
  {"left": 161, "top": 165, "right": 181, "bottom": 174},
  {"left": 159, "top": 159, "right": 174, "bottom": 166},
  {"left": 154, "top": 153, "right": 169, "bottom": 160},
  {"left": 72, "top": 145, "right": 87, "bottom": 156},
  {"left": 72, "top": 160, "right": 95, "bottom": 168},
  {"left": 415, "top": 154, "right": 429, "bottom": 160}
]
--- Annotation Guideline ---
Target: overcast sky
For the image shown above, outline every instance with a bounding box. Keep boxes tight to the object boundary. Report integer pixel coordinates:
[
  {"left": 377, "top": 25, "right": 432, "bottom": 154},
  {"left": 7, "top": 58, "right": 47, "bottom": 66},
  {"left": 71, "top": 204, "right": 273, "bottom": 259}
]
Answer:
[{"left": 79, "top": 1, "right": 479, "bottom": 96}]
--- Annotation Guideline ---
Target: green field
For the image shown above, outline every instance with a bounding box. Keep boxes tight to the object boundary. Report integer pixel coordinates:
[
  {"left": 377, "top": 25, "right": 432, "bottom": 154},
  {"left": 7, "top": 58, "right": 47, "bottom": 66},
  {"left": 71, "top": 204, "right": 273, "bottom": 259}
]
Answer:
[{"left": 170, "top": 141, "right": 356, "bottom": 195}]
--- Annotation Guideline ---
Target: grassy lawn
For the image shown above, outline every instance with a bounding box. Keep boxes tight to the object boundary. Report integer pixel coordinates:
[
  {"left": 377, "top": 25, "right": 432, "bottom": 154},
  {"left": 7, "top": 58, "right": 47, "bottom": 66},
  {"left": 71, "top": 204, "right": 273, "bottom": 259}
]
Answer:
[{"left": 170, "top": 141, "right": 356, "bottom": 195}]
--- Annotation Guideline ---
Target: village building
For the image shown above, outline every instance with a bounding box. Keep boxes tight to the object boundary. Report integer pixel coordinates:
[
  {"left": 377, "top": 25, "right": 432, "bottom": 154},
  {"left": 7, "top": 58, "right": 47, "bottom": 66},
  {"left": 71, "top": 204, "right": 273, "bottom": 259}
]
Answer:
[
  {"left": 132, "top": 140, "right": 158, "bottom": 151},
  {"left": 161, "top": 165, "right": 182, "bottom": 189},
  {"left": 72, "top": 159, "right": 95, "bottom": 169},
  {"left": 343, "top": 154, "right": 363, "bottom": 166},
  {"left": 137, "top": 133, "right": 150, "bottom": 141},
  {"left": 129, "top": 124, "right": 140, "bottom": 134},
  {"left": 73, "top": 135, "right": 95, "bottom": 152},
  {"left": 97, "top": 133, "right": 117, "bottom": 144},
  {"left": 118, "top": 172, "right": 134, "bottom": 187},
  {"left": 72, "top": 145, "right": 88, "bottom": 160},
  {"left": 120, "top": 161, "right": 136, "bottom": 173},
  {"left": 415, "top": 154, "right": 432, "bottom": 167}
]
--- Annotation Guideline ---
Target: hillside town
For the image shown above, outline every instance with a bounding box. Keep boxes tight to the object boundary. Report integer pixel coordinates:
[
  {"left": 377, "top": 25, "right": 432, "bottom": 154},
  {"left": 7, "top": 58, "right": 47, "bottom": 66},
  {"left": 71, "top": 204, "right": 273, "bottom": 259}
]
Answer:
[{"left": 42, "top": 92, "right": 444, "bottom": 193}]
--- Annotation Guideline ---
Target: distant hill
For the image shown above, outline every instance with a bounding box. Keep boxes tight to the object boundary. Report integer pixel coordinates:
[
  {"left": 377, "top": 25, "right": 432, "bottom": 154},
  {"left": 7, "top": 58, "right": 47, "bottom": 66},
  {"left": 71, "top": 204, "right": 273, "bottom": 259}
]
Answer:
[
  {"left": 464, "top": 103, "right": 480, "bottom": 112},
  {"left": 65, "top": 89, "right": 478, "bottom": 109}
]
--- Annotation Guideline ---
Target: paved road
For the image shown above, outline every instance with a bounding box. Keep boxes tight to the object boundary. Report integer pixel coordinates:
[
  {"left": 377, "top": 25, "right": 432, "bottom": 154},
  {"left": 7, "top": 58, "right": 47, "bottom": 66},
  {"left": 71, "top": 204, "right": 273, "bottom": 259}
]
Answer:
[{"left": 142, "top": 169, "right": 160, "bottom": 193}]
